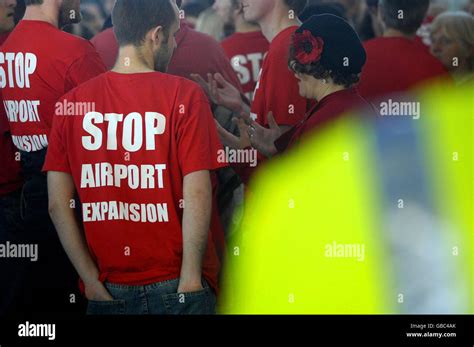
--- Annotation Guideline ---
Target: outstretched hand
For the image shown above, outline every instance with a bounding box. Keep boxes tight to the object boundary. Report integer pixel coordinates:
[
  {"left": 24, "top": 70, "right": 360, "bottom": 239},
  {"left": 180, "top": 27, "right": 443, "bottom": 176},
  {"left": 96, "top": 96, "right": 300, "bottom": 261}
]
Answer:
[
  {"left": 191, "top": 73, "right": 244, "bottom": 112},
  {"left": 247, "top": 111, "right": 281, "bottom": 158},
  {"left": 215, "top": 118, "right": 251, "bottom": 150},
  {"left": 214, "top": 111, "right": 281, "bottom": 158}
]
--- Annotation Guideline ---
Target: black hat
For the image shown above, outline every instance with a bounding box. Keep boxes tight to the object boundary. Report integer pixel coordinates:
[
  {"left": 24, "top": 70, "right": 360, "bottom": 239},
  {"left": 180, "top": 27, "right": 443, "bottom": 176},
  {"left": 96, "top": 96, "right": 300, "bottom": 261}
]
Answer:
[{"left": 294, "top": 14, "right": 366, "bottom": 75}]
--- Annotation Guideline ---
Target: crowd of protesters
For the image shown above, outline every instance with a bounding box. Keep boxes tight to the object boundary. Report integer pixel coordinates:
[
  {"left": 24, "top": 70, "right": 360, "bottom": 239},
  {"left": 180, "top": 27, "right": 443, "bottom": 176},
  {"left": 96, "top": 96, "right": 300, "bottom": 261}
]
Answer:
[{"left": 0, "top": 0, "right": 472, "bottom": 315}]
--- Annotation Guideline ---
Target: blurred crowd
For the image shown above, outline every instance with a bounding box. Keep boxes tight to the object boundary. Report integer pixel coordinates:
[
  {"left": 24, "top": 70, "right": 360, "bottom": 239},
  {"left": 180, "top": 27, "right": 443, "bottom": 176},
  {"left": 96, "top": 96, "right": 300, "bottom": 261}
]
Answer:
[
  {"left": 7, "top": 0, "right": 473, "bottom": 84},
  {"left": 66, "top": 0, "right": 474, "bottom": 83}
]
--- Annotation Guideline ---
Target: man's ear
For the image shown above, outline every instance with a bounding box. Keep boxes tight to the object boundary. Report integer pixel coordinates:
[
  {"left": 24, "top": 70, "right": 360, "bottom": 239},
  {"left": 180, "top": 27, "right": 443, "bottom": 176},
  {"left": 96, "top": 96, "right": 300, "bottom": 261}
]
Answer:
[{"left": 150, "top": 25, "right": 166, "bottom": 47}]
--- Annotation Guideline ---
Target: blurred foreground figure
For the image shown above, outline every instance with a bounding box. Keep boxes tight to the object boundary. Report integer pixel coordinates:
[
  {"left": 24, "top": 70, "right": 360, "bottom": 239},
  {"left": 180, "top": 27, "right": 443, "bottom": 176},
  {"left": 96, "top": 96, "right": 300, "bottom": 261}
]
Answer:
[{"left": 219, "top": 82, "right": 473, "bottom": 314}]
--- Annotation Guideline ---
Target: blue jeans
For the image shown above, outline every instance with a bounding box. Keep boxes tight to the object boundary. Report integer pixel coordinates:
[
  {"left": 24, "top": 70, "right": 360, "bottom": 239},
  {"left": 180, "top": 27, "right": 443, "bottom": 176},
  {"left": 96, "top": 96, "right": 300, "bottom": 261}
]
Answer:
[{"left": 87, "top": 278, "right": 216, "bottom": 315}]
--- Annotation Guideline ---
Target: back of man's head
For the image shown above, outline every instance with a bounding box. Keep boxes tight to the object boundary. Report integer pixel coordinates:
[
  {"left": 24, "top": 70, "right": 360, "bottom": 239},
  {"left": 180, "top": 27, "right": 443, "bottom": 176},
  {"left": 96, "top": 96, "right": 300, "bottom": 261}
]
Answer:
[
  {"left": 379, "top": 0, "right": 430, "bottom": 35},
  {"left": 24, "top": 0, "right": 82, "bottom": 27},
  {"left": 113, "top": 0, "right": 177, "bottom": 47}
]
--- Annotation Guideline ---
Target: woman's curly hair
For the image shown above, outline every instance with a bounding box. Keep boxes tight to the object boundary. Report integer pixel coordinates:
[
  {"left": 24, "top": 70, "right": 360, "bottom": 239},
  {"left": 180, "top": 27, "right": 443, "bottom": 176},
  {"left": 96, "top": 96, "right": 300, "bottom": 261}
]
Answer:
[{"left": 288, "top": 45, "right": 361, "bottom": 88}]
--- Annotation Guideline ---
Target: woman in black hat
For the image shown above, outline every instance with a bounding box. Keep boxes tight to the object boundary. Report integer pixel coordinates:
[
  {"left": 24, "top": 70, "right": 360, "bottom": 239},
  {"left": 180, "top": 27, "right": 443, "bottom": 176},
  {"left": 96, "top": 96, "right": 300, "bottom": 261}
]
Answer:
[{"left": 244, "top": 14, "right": 372, "bottom": 157}]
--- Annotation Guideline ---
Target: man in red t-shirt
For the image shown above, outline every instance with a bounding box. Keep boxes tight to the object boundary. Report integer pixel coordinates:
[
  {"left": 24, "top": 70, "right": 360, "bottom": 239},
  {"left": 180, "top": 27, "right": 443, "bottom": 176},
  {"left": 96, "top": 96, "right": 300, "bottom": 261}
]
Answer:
[
  {"left": 0, "top": 0, "right": 106, "bottom": 314},
  {"left": 215, "top": 0, "right": 269, "bottom": 102},
  {"left": 0, "top": 0, "right": 21, "bottom": 203},
  {"left": 357, "top": 0, "right": 450, "bottom": 101},
  {"left": 92, "top": 2, "right": 235, "bottom": 266},
  {"left": 193, "top": 0, "right": 309, "bottom": 184},
  {"left": 0, "top": 0, "right": 27, "bottom": 316},
  {"left": 44, "top": 0, "right": 225, "bottom": 315}
]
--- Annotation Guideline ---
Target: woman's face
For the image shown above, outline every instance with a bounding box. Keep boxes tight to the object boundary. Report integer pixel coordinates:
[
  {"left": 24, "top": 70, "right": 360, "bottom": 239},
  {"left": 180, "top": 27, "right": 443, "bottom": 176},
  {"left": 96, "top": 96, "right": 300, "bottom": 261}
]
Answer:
[
  {"left": 431, "top": 28, "right": 467, "bottom": 72},
  {"left": 294, "top": 72, "right": 313, "bottom": 99}
]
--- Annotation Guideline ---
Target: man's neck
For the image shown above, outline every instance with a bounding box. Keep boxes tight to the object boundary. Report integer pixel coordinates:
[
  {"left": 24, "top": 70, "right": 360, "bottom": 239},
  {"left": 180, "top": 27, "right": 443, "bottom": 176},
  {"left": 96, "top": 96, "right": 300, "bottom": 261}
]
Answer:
[
  {"left": 112, "top": 46, "right": 155, "bottom": 74},
  {"left": 234, "top": 15, "right": 260, "bottom": 34},
  {"left": 258, "top": 6, "right": 300, "bottom": 42},
  {"left": 383, "top": 28, "right": 417, "bottom": 40},
  {"left": 23, "top": 5, "right": 59, "bottom": 28}
]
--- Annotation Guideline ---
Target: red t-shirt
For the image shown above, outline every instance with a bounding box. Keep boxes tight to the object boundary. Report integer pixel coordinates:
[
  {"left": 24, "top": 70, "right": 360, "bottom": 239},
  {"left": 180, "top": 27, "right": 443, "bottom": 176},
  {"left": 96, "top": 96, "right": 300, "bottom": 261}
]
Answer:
[
  {"left": 0, "top": 31, "right": 22, "bottom": 196},
  {"left": 235, "top": 26, "right": 308, "bottom": 185},
  {"left": 357, "top": 37, "right": 450, "bottom": 101},
  {"left": 250, "top": 26, "right": 308, "bottom": 127},
  {"left": 0, "top": 20, "right": 106, "bottom": 153},
  {"left": 91, "top": 22, "right": 242, "bottom": 91},
  {"left": 43, "top": 71, "right": 225, "bottom": 290},
  {"left": 221, "top": 31, "right": 269, "bottom": 102}
]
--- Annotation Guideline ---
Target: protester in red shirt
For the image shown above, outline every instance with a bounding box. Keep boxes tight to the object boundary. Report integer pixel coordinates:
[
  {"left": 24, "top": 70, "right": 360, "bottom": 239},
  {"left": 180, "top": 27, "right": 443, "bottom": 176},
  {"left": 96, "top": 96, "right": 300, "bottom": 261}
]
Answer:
[
  {"left": 0, "top": 0, "right": 26, "bottom": 317},
  {"left": 215, "top": 0, "right": 269, "bottom": 102},
  {"left": 193, "top": 0, "right": 309, "bottom": 184},
  {"left": 0, "top": 0, "right": 21, "bottom": 201},
  {"left": 45, "top": 0, "right": 225, "bottom": 315},
  {"left": 0, "top": 0, "right": 106, "bottom": 315},
  {"left": 93, "top": 3, "right": 238, "bottom": 263},
  {"left": 357, "top": 0, "right": 450, "bottom": 101},
  {"left": 241, "top": 15, "right": 370, "bottom": 157},
  {"left": 1, "top": 18, "right": 106, "bottom": 153}
]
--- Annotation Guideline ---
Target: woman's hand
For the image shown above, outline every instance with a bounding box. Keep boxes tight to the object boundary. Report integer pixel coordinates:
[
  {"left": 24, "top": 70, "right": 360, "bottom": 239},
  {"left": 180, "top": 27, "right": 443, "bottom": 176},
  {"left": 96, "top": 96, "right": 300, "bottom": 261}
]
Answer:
[
  {"left": 215, "top": 118, "right": 252, "bottom": 150},
  {"left": 248, "top": 112, "right": 281, "bottom": 158},
  {"left": 215, "top": 111, "right": 281, "bottom": 157}
]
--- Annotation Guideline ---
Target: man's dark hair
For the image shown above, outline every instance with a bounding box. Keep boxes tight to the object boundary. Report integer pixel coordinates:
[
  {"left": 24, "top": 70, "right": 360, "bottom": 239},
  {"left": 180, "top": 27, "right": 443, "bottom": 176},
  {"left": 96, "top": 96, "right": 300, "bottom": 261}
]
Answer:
[
  {"left": 113, "top": 0, "right": 176, "bottom": 46},
  {"left": 285, "top": 0, "right": 308, "bottom": 16},
  {"left": 379, "top": 0, "right": 430, "bottom": 35},
  {"left": 24, "top": 0, "right": 43, "bottom": 5}
]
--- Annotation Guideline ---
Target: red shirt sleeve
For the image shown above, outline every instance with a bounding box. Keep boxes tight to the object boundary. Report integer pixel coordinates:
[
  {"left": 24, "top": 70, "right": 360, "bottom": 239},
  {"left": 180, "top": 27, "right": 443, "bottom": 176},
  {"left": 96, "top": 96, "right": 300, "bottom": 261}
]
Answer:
[
  {"left": 64, "top": 50, "right": 107, "bottom": 92},
  {"left": 175, "top": 87, "right": 227, "bottom": 176},
  {"left": 43, "top": 101, "right": 71, "bottom": 174},
  {"left": 251, "top": 39, "right": 307, "bottom": 127}
]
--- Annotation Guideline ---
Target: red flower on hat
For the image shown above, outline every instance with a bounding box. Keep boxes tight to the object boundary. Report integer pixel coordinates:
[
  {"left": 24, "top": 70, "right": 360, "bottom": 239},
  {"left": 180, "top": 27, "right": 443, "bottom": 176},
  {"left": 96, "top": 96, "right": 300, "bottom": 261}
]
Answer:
[{"left": 293, "top": 30, "right": 324, "bottom": 65}]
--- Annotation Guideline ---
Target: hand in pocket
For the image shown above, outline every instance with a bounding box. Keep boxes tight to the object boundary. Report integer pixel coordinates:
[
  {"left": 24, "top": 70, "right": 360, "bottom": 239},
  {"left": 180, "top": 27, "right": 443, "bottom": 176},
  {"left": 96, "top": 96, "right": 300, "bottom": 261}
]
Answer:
[{"left": 85, "top": 280, "right": 114, "bottom": 301}]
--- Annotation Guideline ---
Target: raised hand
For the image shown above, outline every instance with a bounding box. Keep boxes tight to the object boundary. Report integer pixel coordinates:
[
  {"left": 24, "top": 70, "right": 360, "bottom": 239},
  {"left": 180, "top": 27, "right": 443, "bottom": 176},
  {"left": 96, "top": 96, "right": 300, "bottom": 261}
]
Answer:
[
  {"left": 248, "top": 111, "right": 281, "bottom": 158},
  {"left": 191, "top": 73, "right": 244, "bottom": 112},
  {"left": 215, "top": 119, "right": 251, "bottom": 150}
]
